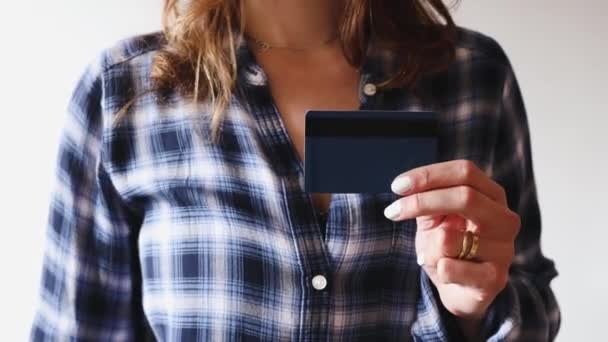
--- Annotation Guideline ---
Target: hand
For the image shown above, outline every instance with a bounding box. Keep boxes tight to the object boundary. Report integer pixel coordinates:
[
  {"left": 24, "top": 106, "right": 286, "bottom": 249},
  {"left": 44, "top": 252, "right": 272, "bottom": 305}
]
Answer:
[{"left": 384, "top": 160, "right": 521, "bottom": 338}]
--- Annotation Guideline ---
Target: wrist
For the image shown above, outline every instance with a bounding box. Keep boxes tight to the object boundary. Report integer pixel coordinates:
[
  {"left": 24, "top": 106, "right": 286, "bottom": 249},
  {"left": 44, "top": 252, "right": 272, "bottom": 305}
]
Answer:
[
  {"left": 457, "top": 316, "right": 484, "bottom": 342},
  {"left": 455, "top": 287, "right": 511, "bottom": 341}
]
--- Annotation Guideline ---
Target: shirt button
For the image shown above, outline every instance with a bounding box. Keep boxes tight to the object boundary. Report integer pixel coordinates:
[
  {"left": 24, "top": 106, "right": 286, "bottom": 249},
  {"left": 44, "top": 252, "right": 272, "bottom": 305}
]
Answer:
[
  {"left": 363, "top": 83, "right": 377, "bottom": 96},
  {"left": 246, "top": 67, "right": 267, "bottom": 85},
  {"left": 311, "top": 275, "right": 328, "bottom": 291},
  {"left": 249, "top": 71, "right": 264, "bottom": 84}
]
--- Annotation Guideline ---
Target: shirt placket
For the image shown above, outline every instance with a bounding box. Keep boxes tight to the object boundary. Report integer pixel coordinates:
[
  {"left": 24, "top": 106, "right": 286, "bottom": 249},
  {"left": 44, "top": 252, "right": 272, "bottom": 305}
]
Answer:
[{"left": 233, "top": 40, "right": 388, "bottom": 341}]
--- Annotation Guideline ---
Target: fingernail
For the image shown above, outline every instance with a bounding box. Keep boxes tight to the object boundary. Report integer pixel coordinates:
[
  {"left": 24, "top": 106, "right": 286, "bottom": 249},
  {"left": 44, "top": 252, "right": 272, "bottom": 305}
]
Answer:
[
  {"left": 384, "top": 201, "right": 402, "bottom": 220},
  {"left": 391, "top": 176, "right": 412, "bottom": 194},
  {"left": 416, "top": 253, "right": 425, "bottom": 266}
]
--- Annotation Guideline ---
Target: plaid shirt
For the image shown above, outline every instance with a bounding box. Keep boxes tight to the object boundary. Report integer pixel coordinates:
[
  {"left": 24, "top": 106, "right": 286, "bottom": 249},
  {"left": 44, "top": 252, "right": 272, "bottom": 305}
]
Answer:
[{"left": 31, "top": 27, "right": 560, "bottom": 341}]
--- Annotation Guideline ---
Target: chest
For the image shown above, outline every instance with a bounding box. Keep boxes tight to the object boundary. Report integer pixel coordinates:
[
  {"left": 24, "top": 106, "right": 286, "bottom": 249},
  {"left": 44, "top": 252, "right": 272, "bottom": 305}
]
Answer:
[
  {"left": 254, "top": 52, "right": 362, "bottom": 211},
  {"left": 254, "top": 51, "right": 360, "bottom": 154}
]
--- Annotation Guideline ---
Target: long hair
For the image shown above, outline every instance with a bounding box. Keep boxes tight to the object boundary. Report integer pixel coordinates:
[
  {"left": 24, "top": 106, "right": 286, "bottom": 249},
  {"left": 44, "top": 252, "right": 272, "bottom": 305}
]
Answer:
[{"left": 125, "top": 0, "right": 458, "bottom": 141}]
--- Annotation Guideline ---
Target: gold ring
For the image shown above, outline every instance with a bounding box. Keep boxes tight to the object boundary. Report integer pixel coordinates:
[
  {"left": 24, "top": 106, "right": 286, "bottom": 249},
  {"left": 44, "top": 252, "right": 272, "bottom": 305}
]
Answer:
[
  {"left": 457, "top": 230, "right": 473, "bottom": 259},
  {"left": 465, "top": 233, "right": 479, "bottom": 260}
]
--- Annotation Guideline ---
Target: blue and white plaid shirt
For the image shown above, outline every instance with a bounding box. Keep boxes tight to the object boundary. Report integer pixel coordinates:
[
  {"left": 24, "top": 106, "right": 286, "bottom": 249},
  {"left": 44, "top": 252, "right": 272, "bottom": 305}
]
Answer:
[{"left": 31, "top": 27, "right": 560, "bottom": 341}]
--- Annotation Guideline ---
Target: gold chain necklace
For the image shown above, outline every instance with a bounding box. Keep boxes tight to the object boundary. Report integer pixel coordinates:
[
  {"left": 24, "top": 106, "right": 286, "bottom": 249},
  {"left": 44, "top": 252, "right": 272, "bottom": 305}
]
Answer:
[{"left": 245, "top": 32, "right": 339, "bottom": 52}]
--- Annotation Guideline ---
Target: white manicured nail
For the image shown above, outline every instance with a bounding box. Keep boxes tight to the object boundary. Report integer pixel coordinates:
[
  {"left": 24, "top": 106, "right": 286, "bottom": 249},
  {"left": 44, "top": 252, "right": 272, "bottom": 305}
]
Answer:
[
  {"left": 391, "top": 176, "right": 412, "bottom": 194},
  {"left": 384, "top": 201, "right": 402, "bottom": 220},
  {"left": 417, "top": 253, "right": 425, "bottom": 266}
]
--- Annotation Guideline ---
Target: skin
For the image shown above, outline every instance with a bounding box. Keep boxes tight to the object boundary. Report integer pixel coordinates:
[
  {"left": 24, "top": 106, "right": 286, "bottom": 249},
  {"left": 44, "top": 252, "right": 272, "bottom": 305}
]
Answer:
[
  {"left": 244, "top": 0, "right": 357, "bottom": 212},
  {"left": 244, "top": 1, "right": 521, "bottom": 340},
  {"left": 387, "top": 160, "right": 520, "bottom": 340}
]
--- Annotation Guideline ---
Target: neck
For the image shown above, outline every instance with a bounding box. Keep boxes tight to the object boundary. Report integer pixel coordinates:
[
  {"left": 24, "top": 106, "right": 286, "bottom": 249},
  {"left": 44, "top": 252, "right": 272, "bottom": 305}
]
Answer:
[{"left": 243, "top": 0, "right": 343, "bottom": 48}]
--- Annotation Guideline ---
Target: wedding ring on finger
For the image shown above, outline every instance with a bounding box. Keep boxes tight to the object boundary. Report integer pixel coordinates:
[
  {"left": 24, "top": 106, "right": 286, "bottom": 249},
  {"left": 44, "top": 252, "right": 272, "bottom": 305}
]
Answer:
[
  {"left": 457, "top": 230, "right": 473, "bottom": 259},
  {"left": 465, "top": 233, "right": 479, "bottom": 260}
]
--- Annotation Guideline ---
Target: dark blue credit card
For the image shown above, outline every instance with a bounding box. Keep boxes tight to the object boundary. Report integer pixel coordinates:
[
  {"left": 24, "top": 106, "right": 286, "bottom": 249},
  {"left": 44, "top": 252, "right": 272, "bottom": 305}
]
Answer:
[{"left": 304, "top": 110, "right": 438, "bottom": 193}]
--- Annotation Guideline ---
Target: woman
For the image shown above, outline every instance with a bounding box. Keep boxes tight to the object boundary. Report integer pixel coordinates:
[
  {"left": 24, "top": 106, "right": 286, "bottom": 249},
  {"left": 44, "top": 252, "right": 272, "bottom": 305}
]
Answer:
[{"left": 31, "top": 0, "right": 560, "bottom": 341}]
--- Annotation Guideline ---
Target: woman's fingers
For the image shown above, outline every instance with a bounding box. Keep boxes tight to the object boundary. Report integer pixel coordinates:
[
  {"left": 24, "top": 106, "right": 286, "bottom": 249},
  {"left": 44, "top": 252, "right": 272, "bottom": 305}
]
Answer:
[
  {"left": 434, "top": 258, "right": 508, "bottom": 295},
  {"left": 416, "top": 214, "right": 449, "bottom": 231},
  {"left": 417, "top": 226, "right": 515, "bottom": 266},
  {"left": 391, "top": 159, "right": 507, "bottom": 206},
  {"left": 385, "top": 186, "right": 520, "bottom": 240}
]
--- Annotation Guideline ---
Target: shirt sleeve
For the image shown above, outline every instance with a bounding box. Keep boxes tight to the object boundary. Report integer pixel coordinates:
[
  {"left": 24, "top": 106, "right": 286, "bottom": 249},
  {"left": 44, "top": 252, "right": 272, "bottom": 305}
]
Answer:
[
  {"left": 412, "top": 54, "right": 561, "bottom": 341},
  {"left": 29, "top": 59, "right": 153, "bottom": 341},
  {"left": 477, "top": 58, "right": 561, "bottom": 341}
]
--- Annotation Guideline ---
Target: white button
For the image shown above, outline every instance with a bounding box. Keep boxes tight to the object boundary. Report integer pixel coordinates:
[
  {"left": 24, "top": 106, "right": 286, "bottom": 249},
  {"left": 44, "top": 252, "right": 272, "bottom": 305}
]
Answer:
[
  {"left": 311, "top": 275, "right": 327, "bottom": 291},
  {"left": 246, "top": 66, "right": 267, "bottom": 86},
  {"left": 363, "top": 83, "right": 377, "bottom": 96}
]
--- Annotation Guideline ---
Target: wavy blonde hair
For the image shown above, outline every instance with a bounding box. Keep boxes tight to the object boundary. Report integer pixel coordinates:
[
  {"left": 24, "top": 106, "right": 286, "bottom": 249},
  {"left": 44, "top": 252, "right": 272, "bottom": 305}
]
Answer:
[{"left": 118, "top": 0, "right": 458, "bottom": 142}]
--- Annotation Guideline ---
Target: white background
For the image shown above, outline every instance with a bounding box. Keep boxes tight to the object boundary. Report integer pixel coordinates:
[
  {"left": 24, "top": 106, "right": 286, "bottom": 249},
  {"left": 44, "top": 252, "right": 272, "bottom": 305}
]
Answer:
[{"left": 0, "top": 1, "right": 605, "bottom": 340}]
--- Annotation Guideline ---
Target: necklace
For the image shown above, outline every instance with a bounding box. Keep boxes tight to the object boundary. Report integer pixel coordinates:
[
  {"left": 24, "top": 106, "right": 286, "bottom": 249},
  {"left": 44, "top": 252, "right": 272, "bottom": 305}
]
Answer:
[{"left": 245, "top": 32, "right": 339, "bottom": 52}]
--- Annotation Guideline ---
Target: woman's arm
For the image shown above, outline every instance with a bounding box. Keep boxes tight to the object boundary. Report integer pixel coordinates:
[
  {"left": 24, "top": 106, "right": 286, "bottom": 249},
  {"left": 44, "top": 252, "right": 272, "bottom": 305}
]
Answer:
[
  {"left": 476, "top": 61, "right": 561, "bottom": 341},
  {"left": 30, "top": 57, "right": 152, "bottom": 341},
  {"left": 408, "top": 43, "right": 560, "bottom": 341}
]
